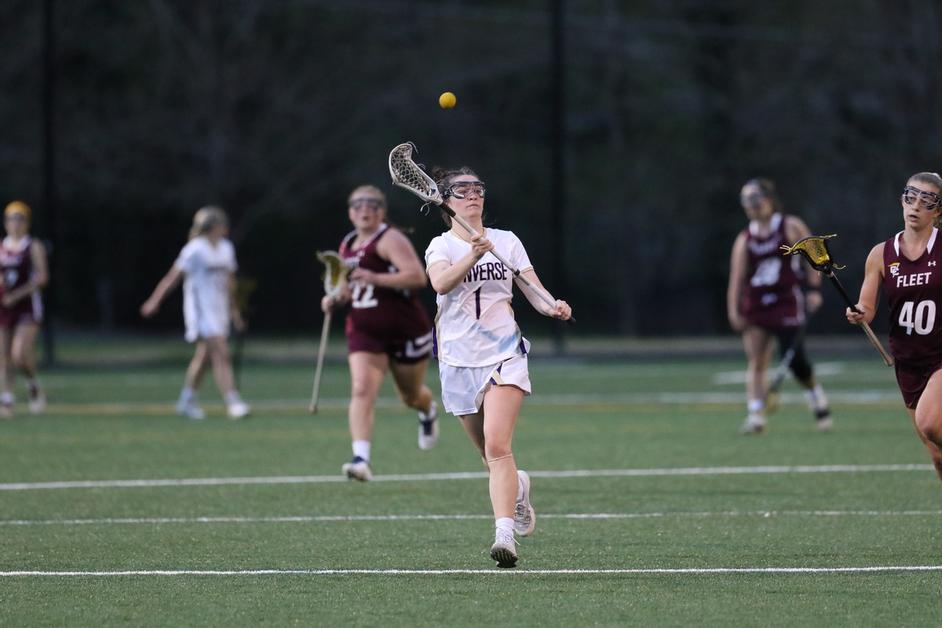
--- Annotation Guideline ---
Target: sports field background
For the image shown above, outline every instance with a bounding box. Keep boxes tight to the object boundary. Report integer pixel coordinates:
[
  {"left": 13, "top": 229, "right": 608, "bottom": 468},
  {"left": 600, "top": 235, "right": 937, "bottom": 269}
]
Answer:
[{"left": 1, "top": 335, "right": 939, "bottom": 626}]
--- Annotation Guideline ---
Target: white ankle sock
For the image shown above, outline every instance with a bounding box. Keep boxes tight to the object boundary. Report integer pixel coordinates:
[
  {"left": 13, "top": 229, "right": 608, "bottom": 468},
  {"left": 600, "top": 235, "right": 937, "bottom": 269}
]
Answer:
[
  {"left": 225, "top": 391, "right": 242, "bottom": 405},
  {"left": 495, "top": 517, "right": 514, "bottom": 534},
  {"left": 179, "top": 387, "right": 195, "bottom": 403},
  {"left": 747, "top": 398, "right": 764, "bottom": 414},
  {"left": 352, "top": 440, "right": 371, "bottom": 462}
]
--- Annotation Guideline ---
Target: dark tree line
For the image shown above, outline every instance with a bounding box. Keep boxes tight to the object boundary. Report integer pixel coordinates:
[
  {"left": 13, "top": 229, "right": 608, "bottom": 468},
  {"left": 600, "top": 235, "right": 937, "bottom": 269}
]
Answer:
[{"left": 1, "top": 0, "right": 939, "bottom": 336}]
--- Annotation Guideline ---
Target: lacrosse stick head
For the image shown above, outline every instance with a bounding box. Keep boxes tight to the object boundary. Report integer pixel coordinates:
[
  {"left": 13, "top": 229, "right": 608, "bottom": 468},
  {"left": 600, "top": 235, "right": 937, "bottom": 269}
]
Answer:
[
  {"left": 316, "top": 250, "right": 349, "bottom": 298},
  {"left": 780, "top": 234, "right": 845, "bottom": 272},
  {"left": 388, "top": 142, "right": 444, "bottom": 208}
]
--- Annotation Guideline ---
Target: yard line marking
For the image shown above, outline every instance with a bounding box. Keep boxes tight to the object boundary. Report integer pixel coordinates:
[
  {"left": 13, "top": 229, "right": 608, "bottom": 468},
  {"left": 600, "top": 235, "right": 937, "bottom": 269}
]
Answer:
[
  {"left": 2, "top": 566, "right": 941, "bottom": 577},
  {"left": 0, "top": 463, "right": 932, "bottom": 491},
  {"left": 2, "top": 510, "right": 940, "bottom": 527}
]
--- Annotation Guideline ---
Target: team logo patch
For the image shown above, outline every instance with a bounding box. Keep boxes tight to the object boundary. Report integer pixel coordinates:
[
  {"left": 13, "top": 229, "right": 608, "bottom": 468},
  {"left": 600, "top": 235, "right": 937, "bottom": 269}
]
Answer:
[{"left": 889, "top": 262, "right": 900, "bottom": 276}]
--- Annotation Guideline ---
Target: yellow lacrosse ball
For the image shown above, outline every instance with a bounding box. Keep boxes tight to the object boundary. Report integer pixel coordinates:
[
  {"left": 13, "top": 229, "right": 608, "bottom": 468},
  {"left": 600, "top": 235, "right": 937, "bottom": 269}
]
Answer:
[{"left": 439, "top": 91, "right": 457, "bottom": 109}]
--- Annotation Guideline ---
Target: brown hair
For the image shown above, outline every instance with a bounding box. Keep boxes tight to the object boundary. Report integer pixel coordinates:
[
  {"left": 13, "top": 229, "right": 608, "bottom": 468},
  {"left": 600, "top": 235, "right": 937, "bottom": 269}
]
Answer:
[{"left": 431, "top": 166, "right": 481, "bottom": 228}]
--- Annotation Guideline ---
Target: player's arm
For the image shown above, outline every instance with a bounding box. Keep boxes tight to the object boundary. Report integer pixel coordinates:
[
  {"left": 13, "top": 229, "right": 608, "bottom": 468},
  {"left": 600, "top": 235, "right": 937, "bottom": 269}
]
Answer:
[
  {"left": 140, "top": 265, "right": 184, "bottom": 318},
  {"left": 355, "top": 229, "right": 427, "bottom": 290},
  {"left": 847, "top": 242, "right": 884, "bottom": 325},
  {"left": 727, "top": 232, "right": 748, "bottom": 331},
  {"left": 2, "top": 240, "right": 50, "bottom": 307},
  {"left": 427, "top": 234, "right": 492, "bottom": 295},
  {"left": 786, "top": 215, "right": 824, "bottom": 311},
  {"left": 515, "top": 269, "right": 572, "bottom": 320}
]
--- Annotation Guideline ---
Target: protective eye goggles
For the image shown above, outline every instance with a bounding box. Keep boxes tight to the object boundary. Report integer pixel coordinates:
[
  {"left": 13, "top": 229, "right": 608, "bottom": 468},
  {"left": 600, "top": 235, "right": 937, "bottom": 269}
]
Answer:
[
  {"left": 740, "top": 192, "right": 765, "bottom": 206},
  {"left": 902, "top": 186, "right": 942, "bottom": 210},
  {"left": 445, "top": 181, "right": 486, "bottom": 199},
  {"left": 349, "top": 198, "right": 383, "bottom": 210}
]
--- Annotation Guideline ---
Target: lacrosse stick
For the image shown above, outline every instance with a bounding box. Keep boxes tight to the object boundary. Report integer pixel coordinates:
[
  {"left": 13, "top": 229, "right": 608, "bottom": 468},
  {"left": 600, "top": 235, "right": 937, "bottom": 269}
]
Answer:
[
  {"left": 309, "top": 250, "right": 349, "bottom": 414},
  {"left": 388, "top": 141, "right": 574, "bottom": 323},
  {"left": 781, "top": 234, "right": 893, "bottom": 366}
]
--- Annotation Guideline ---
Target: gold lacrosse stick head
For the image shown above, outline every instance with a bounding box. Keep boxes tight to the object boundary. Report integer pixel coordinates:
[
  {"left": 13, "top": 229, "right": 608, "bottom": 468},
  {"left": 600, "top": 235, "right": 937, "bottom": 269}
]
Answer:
[
  {"left": 780, "top": 234, "right": 845, "bottom": 273},
  {"left": 316, "top": 250, "right": 349, "bottom": 298}
]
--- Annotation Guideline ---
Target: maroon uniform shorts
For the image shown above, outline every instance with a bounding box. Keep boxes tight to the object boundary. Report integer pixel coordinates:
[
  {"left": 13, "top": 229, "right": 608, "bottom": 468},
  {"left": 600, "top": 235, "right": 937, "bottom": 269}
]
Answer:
[
  {"left": 894, "top": 358, "right": 942, "bottom": 409},
  {"left": 345, "top": 316, "right": 433, "bottom": 365},
  {"left": 0, "top": 299, "right": 41, "bottom": 329}
]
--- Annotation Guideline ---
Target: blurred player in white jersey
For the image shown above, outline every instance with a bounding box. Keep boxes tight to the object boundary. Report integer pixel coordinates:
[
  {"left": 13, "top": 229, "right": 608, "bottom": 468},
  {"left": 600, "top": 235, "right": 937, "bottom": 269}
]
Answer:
[
  {"left": 0, "top": 201, "right": 49, "bottom": 417},
  {"left": 141, "top": 206, "right": 250, "bottom": 420},
  {"left": 425, "top": 167, "right": 572, "bottom": 568}
]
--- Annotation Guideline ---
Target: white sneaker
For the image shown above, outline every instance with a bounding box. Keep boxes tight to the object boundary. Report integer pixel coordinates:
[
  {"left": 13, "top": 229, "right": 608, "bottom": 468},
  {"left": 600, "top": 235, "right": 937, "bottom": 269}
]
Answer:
[
  {"left": 227, "top": 401, "right": 250, "bottom": 420},
  {"left": 490, "top": 527, "right": 518, "bottom": 568},
  {"left": 418, "top": 401, "right": 439, "bottom": 450},
  {"left": 342, "top": 456, "right": 373, "bottom": 482},
  {"left": 738, "top": 414, "right": 767, "bottom": 435},
  {"left": 28, "top": 388, "right": 46, "bottom": 415},
  {"left": 816, "top": 416, "right": 833, "bottom": 432},
  {"left": 176, "top": 401, "right": 206, "bottom": 420},
  {"left": 514, "top": 470, "right": 536, "bottom": 537}
]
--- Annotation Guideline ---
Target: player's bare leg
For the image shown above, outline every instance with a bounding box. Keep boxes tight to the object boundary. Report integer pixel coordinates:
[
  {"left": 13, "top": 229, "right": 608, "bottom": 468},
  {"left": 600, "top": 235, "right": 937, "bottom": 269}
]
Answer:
[
  {"left": 343, "top": 351, "right": 388, "bottom": 480},
  {"left": 204, "top": 335, "right": 249, "bottom": 419},
  {"left": 11, "top": 322, "right": 43, "bottom": 414},
  {"left": 390, "top": 358, "right": 438, "bottom": 449},
  {"left": 0, "top": 328, "right": 12, "bottom": 417},
  {"left": 740, "top": 327, "right": 772, "bottom": 434},
  {"left": 910, "top": 370, "right": 942, "bottom": 481},
  {"left": 482, "top": 384, "right": 525, "bottom": 567},
  {"left": 176, "top": 341, "right": 209, "bottom": 419}
]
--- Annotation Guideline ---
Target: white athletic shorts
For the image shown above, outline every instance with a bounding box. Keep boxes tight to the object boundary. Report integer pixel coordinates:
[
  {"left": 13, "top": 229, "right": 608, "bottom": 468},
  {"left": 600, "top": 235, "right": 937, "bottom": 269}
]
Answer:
[
  {"left": 184, "top": 308, "right": 230, "bottom": 343},
  {"left": 438, "top": 353, "right": 531, "bottom": 416}
]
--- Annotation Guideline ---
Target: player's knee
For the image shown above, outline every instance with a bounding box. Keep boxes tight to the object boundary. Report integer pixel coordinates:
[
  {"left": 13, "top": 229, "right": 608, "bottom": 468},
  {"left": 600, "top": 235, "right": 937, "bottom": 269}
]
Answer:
[
  {"left": 397, "top": 387, "right": 421, "bottom": 408},
  {"left": 914, "top": 410, "right": 942, "bottom": 447},
  {"left": 350, "top": 380, "right": 374, "bottom": 401},
  {"left": 484, "top": 443, "right": 512, "bottom": 461}
]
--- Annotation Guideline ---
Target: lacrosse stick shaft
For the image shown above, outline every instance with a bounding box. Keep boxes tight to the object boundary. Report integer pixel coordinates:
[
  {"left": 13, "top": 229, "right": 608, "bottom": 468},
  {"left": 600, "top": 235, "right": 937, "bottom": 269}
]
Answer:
[
  {"left": 826, "top": 272, "right": 894, "bottom": 367},
  {"left": 309, "top": 311, "right": 332, "bottom": 414},
  {"left": 443, "top": 206, "right": 575, "bottom": 322}
]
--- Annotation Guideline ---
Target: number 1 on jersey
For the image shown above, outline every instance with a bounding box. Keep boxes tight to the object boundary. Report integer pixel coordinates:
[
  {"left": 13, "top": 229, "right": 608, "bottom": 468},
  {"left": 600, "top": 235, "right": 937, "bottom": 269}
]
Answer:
[{"left": 473, "top": 287, "right": 482, "bottom": 319}]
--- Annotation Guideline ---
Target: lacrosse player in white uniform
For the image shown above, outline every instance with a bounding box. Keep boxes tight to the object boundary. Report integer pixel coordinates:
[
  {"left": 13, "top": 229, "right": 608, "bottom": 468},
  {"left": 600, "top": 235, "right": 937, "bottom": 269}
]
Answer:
[
  {"left": 141, "top": 206, "right": 250, "bottom": 420},
  {"left": 425, "top": 167, "right": 572, "bottom": 568}
]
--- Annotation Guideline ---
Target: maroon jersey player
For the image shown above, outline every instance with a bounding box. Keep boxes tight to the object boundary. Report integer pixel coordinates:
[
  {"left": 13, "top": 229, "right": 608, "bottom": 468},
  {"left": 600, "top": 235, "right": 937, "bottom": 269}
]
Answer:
[
  {"left": 848, "top": 172, "right": 942, "bottom": 480},
  {"left": 0, "top": 201, "right": 49, "bottom": 417},
  {"left": 321, "top": 185, "right": 438, "bottom": 481},
  {"left": 728, "top": 178, "right": 831, "bottom": 434}
]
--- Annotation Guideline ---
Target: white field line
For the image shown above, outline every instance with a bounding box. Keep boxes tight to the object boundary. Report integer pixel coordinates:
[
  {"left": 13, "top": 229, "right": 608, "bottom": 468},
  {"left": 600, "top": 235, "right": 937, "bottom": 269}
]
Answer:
[
  {"left": 2, "top": 566, "right": 941, "bottom": 577},
  {"left": 712, "top": 362, "right": 844, "bottom": 385},
  {"left": 2, "top": 509, "right": 941, "bottom": 527},
  {"left": 44, "top": 389, "right": 901, "bottom": 415},
  {"left": 0, "top": 463, "right": 932, "bottom": 492}
]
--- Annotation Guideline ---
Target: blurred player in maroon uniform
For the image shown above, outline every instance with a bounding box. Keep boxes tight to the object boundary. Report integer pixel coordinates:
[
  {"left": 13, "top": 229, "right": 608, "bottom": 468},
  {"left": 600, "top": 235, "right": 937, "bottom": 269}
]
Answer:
[
  {"left": 727, "top": 178, "right": 831, "bottom": 434},
  {"left": 0, "top": 201, "right": 49, "bottom": 417},
  {"left": 321, "top": 185, "right": 438, "bottom": 481},
  {"left": 848, "top": 172, "right": 942, "bottom": 479}
]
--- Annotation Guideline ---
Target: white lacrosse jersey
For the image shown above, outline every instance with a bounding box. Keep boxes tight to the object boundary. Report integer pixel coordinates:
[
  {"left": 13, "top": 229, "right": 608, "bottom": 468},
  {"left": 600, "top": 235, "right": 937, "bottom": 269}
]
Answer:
[
  {"left": 425, "top": 228, "right": 533, "bottom": 367},
  {"left": 174, "top": 236, "right": 237, "bottom": 342}
]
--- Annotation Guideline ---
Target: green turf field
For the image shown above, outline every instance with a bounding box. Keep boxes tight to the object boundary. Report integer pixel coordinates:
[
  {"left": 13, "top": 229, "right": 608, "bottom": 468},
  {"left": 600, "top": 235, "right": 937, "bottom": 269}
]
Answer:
[{"left": 1, "top": 344, "right": 939, "bottom": 626}]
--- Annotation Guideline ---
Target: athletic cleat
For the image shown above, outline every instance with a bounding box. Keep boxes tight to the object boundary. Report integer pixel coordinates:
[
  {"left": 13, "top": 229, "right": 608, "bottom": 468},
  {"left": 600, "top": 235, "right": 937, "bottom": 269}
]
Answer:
[
  {"left": 418, "top": 400, "right": 439, "bottom": 450},
  {"left": 816, "top": 416, "right": 833, "bottom": 432},
  {"left": 514, "top": 470, "right": 536, "bottom": 536},
  {"left": 226, "top": 401, "right": 250, "bottom": 420},
  {"left": 490, "top": 528, "right": 518, "bottom": 568},
  {"left": 342, "top": 456, "right": 373, "bottom": 481},
  {"left": 176, "top": 400, "right": 206, "bottom": 420},
  {"left": 27, "top": 388, "right": 46, "bottom": 415},
  {"left": 738, "top": 414, "right": 767, "bottom": 435}
]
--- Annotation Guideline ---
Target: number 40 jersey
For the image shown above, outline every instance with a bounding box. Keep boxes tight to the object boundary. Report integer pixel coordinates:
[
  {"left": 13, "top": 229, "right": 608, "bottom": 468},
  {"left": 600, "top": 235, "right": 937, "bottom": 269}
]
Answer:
[{"left": 884, "top": 227, "right": 942, "bottom": 367}]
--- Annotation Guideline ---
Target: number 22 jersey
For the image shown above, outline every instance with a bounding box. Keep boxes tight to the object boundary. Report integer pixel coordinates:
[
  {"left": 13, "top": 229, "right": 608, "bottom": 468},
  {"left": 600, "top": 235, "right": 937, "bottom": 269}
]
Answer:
[{"left": 884, "top": 227, "right": 942, "bottom": 367}]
